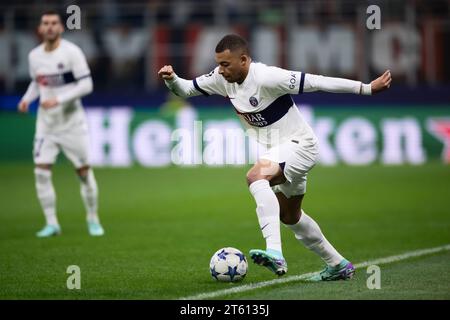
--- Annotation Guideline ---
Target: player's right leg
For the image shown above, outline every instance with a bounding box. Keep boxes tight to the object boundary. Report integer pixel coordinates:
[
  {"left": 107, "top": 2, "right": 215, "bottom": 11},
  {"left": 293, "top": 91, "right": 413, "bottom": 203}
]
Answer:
[
  {"left": 33, "top": 136, "right": 61, "bottom": 237},
  {"left": 247, "top": 159, "right": 288, "bottom": 276}
]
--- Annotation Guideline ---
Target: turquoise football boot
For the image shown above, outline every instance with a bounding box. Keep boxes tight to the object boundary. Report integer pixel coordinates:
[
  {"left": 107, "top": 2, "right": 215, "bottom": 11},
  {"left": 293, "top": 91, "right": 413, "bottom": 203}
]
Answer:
[
  {"left": 249, "top": 249, "right": 288, "bottom": 276},
  {"left": 307, "top": 259, "right": 355, "bottom": 281},
  {"left": 87, "top": 221, "right": 105, "bottom": 236},
  {"left": 36, "top": 224, "right": 61, "bottom": 238}
]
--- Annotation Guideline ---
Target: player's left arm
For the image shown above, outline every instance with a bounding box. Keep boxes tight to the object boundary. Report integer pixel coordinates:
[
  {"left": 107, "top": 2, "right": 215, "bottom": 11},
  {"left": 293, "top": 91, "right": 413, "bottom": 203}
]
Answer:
[
  {"left": 303, "top": 70, "right": 392, "bottom": 95},
  {"left": 368, "top": 70, "right": 392, "bottom": 94},
  {"left": 41, "top": 46, "right": 93, "bottom": 109},
  {"left": 261, "top": 66, "right": 391, "bottom": 96}
]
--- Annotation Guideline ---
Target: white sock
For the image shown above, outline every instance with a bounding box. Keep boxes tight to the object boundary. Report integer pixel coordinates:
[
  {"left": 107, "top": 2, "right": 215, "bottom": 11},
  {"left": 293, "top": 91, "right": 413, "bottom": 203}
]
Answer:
[
  {"left": 79, "top": 169, "right": 99, "bottom": 223},
  {"left": 34, "top": 168, "right": 59, "bottom": 226},
  {"left": 249, "top": 179, "right": 282, "bottom": 254},
  {"left": 287, "top": 210, "right": 344, "bottom": 266}
]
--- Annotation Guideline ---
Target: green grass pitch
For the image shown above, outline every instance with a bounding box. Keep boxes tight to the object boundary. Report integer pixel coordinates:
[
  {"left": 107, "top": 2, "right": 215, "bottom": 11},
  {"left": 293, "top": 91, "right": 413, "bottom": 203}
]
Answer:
[{"left": 0, "top": 162, "right": 449, "bottom": 299}]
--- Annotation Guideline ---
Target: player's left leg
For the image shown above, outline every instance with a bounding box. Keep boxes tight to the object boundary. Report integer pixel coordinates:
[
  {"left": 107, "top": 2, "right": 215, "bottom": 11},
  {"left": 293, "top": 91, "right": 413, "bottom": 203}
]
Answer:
[
  {"left": 60, "top": 129, "right": 104, "bottom": 236},
  {"left": 76, "top": 165, "right": 104, "bottom": 236},
  {"left": 275, "top": 138, "right": 354, "bottom": 281},
  {"left": 277, "top": 192, "right": 355, "bottom": 281}
]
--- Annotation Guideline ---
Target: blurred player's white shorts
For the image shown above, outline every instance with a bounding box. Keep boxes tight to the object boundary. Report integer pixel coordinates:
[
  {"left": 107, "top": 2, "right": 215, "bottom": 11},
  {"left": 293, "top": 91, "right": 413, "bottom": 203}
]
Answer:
[
  {"left": 260, "top": 136, "right": 319, "bottom": 198},
  {"left": 33, "top": 129, "right": 90, "bottom": 168}
]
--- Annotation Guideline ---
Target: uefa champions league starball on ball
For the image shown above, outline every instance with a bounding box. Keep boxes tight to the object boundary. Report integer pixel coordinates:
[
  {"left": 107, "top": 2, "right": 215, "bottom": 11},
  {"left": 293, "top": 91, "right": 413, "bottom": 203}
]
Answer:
[{"left": 209, "top": 247, "right": 248, "bottom": 282}]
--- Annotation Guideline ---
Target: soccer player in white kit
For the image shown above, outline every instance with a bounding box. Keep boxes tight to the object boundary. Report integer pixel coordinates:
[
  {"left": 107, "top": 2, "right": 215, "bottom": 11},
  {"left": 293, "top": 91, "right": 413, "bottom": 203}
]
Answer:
[
  {"left": 18, "top": 11, "right": 104, "bottom": 238},
  {"left": 159, "top": 34, "right": 391, "bottom": 280}
]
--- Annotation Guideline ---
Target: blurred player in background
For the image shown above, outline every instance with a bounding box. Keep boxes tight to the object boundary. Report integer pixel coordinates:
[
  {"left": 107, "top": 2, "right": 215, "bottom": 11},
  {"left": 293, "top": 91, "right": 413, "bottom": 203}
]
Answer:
[
  {"left": 159, "top": 34, "right": 391, "bottom": 281},
  {"left": 17, "top": 11, "right": 104, "bottom": 237}
]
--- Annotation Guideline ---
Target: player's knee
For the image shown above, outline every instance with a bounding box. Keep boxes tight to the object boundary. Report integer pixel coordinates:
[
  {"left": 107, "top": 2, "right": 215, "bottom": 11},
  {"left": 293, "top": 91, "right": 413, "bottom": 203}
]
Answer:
[
  {"left": 35, "top": 164, "right": 52, "bottom": 170},
  {"left": 246, "top": 161, "right": 277, "bottom": 186},
  {"left": 246, "top": 169, "right": 267, "bottom": 186},
  {"left": 76, "top": 165, "right": 90, "bottom": 177},
  {"left": 76, "top": 166, "right": 92, "bottom": 184},
  {"left": 246, "top": 171, "right": 258, "bottom": 186}
]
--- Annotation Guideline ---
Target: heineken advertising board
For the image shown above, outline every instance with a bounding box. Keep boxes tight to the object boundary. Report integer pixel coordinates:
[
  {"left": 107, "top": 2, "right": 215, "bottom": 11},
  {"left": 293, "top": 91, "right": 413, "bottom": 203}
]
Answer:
[{"left": 1, "top": 105, "right": 449, "bottom": 166}]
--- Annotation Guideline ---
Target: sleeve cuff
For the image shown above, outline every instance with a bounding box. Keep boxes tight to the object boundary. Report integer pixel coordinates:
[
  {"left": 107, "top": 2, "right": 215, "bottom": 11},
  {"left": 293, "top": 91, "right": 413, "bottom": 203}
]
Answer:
[
  {"left": 360, "top": 83, "right": 372, "bottom": 95},
  {"left": 164, "top": 74, "right": 178, "bottom": 85}
]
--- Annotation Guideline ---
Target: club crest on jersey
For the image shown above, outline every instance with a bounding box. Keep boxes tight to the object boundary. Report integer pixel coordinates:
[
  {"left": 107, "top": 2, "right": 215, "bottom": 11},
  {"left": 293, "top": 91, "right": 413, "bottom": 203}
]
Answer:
[
  {"left": 57, "top": 63, "right": 64, "bottom": 69},
  {"left": 249, "top": 96, "right": 258, "bottom": 107}
]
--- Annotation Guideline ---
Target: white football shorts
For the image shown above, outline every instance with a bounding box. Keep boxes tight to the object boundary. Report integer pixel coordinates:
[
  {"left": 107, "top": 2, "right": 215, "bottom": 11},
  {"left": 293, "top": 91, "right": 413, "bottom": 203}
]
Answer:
[
  {"left": 259, "top": 136, "right": 319, "bottom": 198},
  {"left": 33, "top": 129, "right": 90, "bottom": 168}
]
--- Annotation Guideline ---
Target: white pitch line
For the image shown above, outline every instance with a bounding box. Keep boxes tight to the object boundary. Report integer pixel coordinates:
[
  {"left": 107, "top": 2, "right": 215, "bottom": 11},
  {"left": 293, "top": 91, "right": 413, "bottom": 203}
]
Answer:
[{"left": 179, "top": 243, "right": 450, "bottom": 300}]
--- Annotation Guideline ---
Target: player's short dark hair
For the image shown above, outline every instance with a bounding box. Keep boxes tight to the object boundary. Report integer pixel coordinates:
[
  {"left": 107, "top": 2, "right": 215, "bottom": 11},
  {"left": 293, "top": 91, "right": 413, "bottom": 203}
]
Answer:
[
  {"left": 40, "top": 10, "right": 63, "bottom": 22},
  {"left": 215, "top": 34, "right": 250, "bottom": 56}
]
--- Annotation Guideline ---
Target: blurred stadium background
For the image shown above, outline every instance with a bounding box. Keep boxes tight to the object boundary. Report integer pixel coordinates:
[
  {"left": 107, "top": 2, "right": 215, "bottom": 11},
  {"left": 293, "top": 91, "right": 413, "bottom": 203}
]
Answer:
[
  {"left": 0, "top": 0, "right": 449, "bottom": 300},
  {"left": 1, "top": 0, "right": 450, "bottom": 166}
]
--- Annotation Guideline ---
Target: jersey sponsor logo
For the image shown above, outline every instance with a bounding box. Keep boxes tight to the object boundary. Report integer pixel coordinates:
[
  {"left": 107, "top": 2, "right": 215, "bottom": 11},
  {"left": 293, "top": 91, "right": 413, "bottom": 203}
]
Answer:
[
  {"left": 36, "top": 71, "right": 76, "bottom": 87},
  {"left": 235, "top": 94, "right": 294, "bottom": 128},
  {"left": 249, "top": 96, "right": 258, "bottom": 107},
  {"left": 241, "top": 113, "right": 268, "bottom": 127},
  {"left": 289, "top": 72, "right": 297, "bottom": 90}
]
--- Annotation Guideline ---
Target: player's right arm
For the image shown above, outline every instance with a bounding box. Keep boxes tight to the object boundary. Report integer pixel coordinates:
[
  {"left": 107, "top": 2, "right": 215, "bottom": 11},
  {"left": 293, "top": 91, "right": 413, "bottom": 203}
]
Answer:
[
  {"left": 18, "top": 53, "right": 39, "bottom": 113},
  {"left": 158, "top": 65, "right": 226, "bottom": 98},
  {"left": 158, "top": 65, "right": 201, "bottom": 98},
  {"left": 18, "top": 81, "right": 40, "bottom": 113}
]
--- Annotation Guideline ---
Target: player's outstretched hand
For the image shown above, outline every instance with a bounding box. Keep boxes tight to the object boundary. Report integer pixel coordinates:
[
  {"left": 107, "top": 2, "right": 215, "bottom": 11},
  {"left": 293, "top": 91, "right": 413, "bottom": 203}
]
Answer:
[
  {"left": 18, "top": 100, "right": 29, "bottom": 113},
  {"left": 158, "top": 65, "right": 175, "bottom": 81},
  {"left": 371, "top": 70, "right": 392, "bottom": 94}
]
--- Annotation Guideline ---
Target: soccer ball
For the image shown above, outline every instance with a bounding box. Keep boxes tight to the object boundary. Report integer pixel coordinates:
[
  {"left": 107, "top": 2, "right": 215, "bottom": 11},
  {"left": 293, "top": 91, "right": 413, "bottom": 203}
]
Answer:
[{"left": 209, "top": 247, "right": 248, "bottom": 282}]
